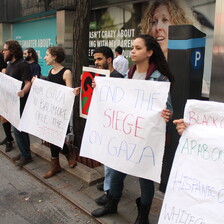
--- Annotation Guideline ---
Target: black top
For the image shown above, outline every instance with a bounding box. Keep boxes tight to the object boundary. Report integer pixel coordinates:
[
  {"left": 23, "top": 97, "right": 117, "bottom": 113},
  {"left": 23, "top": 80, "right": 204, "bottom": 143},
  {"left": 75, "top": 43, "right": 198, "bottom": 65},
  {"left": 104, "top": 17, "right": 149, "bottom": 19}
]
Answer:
[
  {"left": 6, "top": 58, "right": 32, "bottom": 115},
  {"left": 6, "top": 59, "right": 32, "bottom": 82},
  {"left": 29, "top": 62, "right": 41, "bottom": 78},
  {"left": 47, "top": 67, "right": 67, "bottom": 86},
  {"left": 110, "top": 69, "right": 123, "bottom": 78}
]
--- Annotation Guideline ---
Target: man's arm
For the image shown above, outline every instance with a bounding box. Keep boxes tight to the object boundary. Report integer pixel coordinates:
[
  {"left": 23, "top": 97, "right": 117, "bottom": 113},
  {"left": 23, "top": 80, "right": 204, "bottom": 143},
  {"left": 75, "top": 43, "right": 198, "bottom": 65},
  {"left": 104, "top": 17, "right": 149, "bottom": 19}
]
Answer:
[{"left": 18, "top": 80, "right": 32, "bottom": 98}]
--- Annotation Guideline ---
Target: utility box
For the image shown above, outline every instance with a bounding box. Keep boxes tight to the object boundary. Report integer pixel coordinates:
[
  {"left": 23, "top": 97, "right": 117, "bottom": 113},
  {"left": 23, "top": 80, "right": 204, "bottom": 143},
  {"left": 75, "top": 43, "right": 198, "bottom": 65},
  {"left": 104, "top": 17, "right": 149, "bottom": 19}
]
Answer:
[
  {"left": 160, "top": 25, "right": 206, "bottom": 192},
  {"left": 168, "top": 24, "right": 206, "bottom": 119}
]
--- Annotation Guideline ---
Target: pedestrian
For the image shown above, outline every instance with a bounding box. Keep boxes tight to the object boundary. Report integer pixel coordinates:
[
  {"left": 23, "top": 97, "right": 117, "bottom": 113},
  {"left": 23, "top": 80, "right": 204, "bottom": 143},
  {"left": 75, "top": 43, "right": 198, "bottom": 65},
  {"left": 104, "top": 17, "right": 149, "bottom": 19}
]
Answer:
[
  {"left": 0, "top": 52, "right": 14, "bottom": 152},
  {"left": 140, "top": 0, "right": 200, "bottom": 59},
  {"left": 24, "top": 47, "right": 41, "bottom": 78},
  {"left": 3, "top": 40, "right": 33, "bottom": 167},
  {"left": 42, "top": 46, "right": 77, "bottom": 178},
  {"left": 91, "top": 35, "right": 174, "bottom": 224},
  {"left": 92, "top": 46, "right": 123, "bottom": 206},
  {"left": 113, "top": 46, "right": 129, "bottom": 76}
]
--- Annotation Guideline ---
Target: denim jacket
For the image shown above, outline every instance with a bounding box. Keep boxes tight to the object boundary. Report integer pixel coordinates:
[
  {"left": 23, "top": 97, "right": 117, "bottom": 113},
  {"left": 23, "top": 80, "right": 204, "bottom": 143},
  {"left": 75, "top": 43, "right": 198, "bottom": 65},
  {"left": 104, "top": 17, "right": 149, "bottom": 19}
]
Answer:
[{"left": 148, "top": 70, "right": 173, "bottom": 113}]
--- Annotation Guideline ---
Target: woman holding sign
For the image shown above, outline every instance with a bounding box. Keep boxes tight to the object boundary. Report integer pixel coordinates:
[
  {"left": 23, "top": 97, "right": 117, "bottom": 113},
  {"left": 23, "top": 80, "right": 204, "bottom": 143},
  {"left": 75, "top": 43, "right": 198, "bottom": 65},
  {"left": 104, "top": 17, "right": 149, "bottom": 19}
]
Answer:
[
  {"left": 42, "top": 46, "right": 77, "bottom": 178},
  {"left": 91, "top": 35, "right": 174, "bottom": 223}
]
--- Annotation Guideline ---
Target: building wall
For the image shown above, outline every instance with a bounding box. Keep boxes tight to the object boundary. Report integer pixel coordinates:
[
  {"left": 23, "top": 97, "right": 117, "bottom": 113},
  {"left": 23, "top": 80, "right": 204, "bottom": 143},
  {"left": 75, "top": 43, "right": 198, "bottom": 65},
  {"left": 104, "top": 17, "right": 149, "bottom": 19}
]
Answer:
[
  {"left": 56, "top": 10, "right": 75, "bottom": 70},
  {"left": 0, "top": 0, "right": 219, "bottom": 98},
  {"left": 0, "top": 23, "right": 12, "bottom": 49}
]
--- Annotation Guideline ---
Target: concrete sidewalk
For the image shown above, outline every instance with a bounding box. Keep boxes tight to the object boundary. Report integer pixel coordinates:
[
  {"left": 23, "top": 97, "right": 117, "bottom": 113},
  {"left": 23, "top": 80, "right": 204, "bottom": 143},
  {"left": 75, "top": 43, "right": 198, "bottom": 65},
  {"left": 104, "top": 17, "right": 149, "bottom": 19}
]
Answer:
[{"left": 0, "top": 126, "right": 164, "bottom": 223}]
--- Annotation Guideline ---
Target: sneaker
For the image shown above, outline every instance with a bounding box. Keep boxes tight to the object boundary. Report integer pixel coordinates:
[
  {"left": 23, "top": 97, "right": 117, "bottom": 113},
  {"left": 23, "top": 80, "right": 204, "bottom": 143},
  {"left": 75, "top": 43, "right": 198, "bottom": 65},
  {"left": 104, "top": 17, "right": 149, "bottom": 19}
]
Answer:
[
  {"left": 95, "top": 192, "right": 109, "bottom": 205},
  {"left": 5, "top": 141, "right": 13, "bottom": 152},
  {"left": 0, "top": 137, "right": 7, "bottom": 145},
  {"left": 97, "top": 183, "right": 104, "bottom": 191},
  {"left": 12, "top": 154, "right": 21, "bottom": 161},
  {"left": 15, "top": 157, "right": 32, "bottom": 167}
]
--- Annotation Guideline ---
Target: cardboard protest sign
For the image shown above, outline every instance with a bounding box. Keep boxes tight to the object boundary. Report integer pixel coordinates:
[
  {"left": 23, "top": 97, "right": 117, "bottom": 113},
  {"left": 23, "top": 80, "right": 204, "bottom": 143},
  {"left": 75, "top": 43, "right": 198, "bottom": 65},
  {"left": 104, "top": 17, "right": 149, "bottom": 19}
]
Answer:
[
  {"left": 19, "top": 78, "right": 75, "bottom": 148},
  {"left": 158, "top": 100, "right": 224, "bottom": 224},
  {"left": 0, "top": 72, "right": 22, "bottom": 129},
  {"left": 80, "top": 77, "right": 170, "bottom": 183},
  {"left": 80, "top": 66, "right": 110, "bottom": 119}
]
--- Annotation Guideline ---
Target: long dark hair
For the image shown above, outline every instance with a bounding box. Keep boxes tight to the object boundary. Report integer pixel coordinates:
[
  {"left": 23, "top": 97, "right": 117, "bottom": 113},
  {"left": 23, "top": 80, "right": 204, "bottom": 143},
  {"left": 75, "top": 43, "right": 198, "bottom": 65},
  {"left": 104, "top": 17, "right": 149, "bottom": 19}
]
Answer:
[
  {"left": 26, "top": 47, "right": 39, "bottom": 63},
  {"left": 138, "top": 34, "right": 174, "bottom": 87}
]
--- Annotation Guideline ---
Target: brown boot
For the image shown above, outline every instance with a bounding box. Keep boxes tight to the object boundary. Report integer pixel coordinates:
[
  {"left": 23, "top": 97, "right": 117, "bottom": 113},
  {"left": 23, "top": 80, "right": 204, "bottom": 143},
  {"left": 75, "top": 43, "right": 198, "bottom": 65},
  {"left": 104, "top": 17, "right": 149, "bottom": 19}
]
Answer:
[
  {"left": 43, "top": 157, "right": 61, "bottom": 178},
  {"left": 65, "top": 148, "right": 77, "bottom": 168}
]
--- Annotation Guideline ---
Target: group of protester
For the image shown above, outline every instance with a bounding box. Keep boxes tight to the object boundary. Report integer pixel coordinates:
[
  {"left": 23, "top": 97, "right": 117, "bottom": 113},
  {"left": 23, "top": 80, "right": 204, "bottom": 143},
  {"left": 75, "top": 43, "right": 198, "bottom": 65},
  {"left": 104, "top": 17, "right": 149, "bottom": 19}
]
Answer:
[
  {"left": 0, "top": 0, "right": 199, "bottom": 223},
  {"left": 91, "top": 0, "right": 199, "bottom": 222},
  {"left": 0, "top": 42, "right": 79, "bottom": 178}
]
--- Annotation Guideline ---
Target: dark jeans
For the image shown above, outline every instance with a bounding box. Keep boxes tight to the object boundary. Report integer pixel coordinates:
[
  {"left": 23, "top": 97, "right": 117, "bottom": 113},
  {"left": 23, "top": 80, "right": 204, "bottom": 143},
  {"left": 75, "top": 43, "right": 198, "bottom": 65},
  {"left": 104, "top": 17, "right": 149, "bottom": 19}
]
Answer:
[
  {"left": 109, "top": 169, "right": 155, "bottom": 206},
  {"left": 3, "top": 122, "right": 14, "bottom": 142},
  {"left": 13, "top": 127, "right": 31, "bottom": 159},
  {"left": 50, "top": 143, "right": 69, "bottom": 158}
]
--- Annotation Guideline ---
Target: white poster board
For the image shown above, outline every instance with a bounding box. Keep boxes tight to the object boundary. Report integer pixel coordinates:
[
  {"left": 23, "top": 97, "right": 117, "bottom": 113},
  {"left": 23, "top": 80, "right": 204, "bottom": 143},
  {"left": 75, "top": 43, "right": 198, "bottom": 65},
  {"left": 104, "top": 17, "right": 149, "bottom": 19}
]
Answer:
[
  {"left": 19, "top": 78, "right": 75, "bottom": 148},
  {"left": 158, "top": 100, "right": 224, "bottom": 224},
  {"left": 80, "top": 77, "right": 170, "bottom": 183},
  {"left": 0, "top": 72, "right": 22, "bottom": 129}
]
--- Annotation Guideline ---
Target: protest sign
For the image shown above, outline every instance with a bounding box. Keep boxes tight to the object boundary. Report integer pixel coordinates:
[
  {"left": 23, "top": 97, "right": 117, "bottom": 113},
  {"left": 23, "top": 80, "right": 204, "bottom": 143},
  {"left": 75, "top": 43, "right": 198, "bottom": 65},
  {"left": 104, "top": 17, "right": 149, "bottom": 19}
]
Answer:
[
  {"left": 19, "top": 78, "right": 75, "bottom": 148},
  {"left": 0, "top": 72, "right": 22, "bottom": 128},
  {"left": 80, "top": 77, "right": 170, "bottom": 183},
  {"left": 158, "top": 100, "right": 224, "bottom": 224},
  {"left": 80, "top": 66, "right": 110, "bottom": 119}
]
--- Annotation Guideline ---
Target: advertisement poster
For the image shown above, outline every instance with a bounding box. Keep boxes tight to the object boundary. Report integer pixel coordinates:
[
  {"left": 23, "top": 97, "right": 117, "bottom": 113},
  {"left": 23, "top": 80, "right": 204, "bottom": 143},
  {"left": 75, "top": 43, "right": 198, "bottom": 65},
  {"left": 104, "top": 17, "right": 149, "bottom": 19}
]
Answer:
[
  {"left": 89, "top": 3, "right": 142, "bottom": 66},
  {"left": 13, "top": 16, "right": 57, "bottom": 77},
  {"left": 89, "top": 1, "right": 215, "bottom": 96},
  {"left": 80, "top": 66, "right": 110, "bottom": 119}
]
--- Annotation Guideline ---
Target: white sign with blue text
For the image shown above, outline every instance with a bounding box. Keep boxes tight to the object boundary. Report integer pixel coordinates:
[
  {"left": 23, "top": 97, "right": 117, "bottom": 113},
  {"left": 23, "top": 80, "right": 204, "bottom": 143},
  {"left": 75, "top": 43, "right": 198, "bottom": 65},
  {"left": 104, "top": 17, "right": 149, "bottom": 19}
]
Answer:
[
  {"left": 159, "top": 99, "right": 224, "bottom": 224},
  {"left": 0, "top": 72, "right": 22, "bottom": 129},
  {"left": 80, "top": 77, "right": 170, "bottom": 183},
  {"left": 19, "top": 78, "right": 75, "bottom": 148}
]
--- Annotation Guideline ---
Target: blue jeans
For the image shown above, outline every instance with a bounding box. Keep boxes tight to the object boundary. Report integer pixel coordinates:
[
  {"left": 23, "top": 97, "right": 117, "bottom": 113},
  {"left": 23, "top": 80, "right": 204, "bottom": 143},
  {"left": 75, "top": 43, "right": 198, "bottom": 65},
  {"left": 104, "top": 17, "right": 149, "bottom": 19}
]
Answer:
[
  {"left": 104, "top": 166, "right": 113, "bottom": 191},
  {"left": 13, "top": 127, "right": 31, "bottom": 159},
  {"left": 109, "top": 169, "right": 155, "bottom": 206}
]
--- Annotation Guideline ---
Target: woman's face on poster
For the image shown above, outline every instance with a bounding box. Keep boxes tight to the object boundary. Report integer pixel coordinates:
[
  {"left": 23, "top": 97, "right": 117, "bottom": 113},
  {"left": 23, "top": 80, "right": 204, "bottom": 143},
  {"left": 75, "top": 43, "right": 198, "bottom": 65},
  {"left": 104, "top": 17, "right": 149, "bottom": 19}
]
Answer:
[{"left": 150, "top": 4, "right": 173, "bottom": 57}]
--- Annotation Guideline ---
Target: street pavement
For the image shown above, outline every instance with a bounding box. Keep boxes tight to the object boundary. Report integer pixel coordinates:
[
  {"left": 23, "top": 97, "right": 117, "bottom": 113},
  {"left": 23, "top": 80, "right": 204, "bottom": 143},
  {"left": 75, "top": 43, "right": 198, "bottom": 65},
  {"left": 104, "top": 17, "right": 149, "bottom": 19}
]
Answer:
[
  {"left": 0, "top": 143, "right": 97, "bottom": 223},
  {"left": 0, "top": 124, "right": 164, "bottom": 224}
]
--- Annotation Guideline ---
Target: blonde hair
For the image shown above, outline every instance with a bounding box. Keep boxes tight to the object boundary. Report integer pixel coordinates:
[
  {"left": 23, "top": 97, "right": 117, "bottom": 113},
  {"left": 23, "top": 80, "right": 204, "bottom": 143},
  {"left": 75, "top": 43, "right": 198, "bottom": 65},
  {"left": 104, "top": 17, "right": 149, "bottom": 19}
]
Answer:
[{"left": 140, "top": 0, "right": 200, "bottom": 34}]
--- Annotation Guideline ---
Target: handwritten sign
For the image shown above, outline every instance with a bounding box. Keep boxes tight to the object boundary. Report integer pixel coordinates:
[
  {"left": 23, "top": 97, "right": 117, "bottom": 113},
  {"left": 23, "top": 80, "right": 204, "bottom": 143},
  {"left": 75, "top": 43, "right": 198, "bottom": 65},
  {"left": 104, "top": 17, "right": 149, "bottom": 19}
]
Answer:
[
  {"left": 19, "top": 78, "right": 75, "bottom": 148},
  {"left": 80, "top": 66, "right": 110, "bottom": 119},
  {"left": 158, "top": 100, "right": 224, "bottom": 224},
  {"left": 80, "top": 77, "right": 170, "bottom": 183},
  {"left": 0, "top": 72, "right": 22, "bottom": 128}
]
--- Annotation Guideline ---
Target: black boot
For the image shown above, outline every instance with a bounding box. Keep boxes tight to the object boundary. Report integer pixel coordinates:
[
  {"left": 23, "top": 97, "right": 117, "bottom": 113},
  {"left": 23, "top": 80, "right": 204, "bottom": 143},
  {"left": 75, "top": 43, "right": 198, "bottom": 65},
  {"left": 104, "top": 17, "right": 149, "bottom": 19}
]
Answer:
[
  {"left": 134, "top": 198, "right": 150, "bottom": 224},
  {"left": 91, "top": 195, "right": 119, "bottom": 217},
  {"left": 95, "top": 190, "right": 109, "bottom": 205}
]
